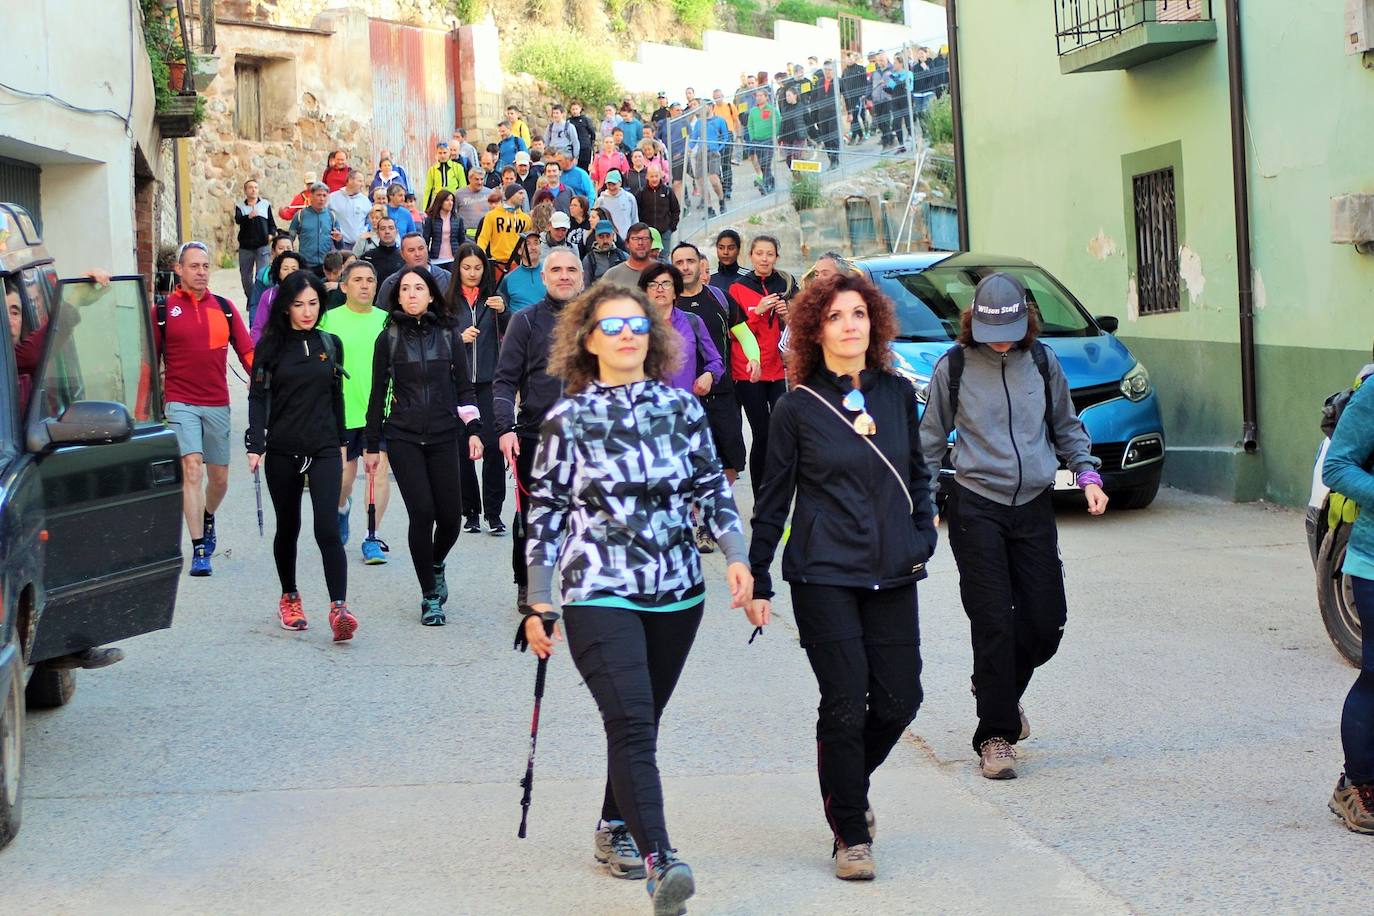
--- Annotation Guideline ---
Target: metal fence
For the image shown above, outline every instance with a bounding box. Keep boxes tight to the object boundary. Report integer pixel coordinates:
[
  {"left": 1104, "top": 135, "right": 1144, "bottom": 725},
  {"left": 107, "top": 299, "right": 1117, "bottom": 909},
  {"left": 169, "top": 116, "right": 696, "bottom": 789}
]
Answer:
[{"left": 1054, "top": 0, "right": 1212, "bottom": 55}]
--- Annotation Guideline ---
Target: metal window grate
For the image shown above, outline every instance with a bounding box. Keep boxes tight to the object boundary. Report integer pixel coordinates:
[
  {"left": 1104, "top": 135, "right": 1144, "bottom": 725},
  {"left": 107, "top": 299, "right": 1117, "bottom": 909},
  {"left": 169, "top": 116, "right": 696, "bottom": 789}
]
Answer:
[
  {"left": 1055, "top": 0, "right": 1211, "bottom": 55},
  {"left": 1132, "top": 166, "right": 1180, "bottom": 315}
]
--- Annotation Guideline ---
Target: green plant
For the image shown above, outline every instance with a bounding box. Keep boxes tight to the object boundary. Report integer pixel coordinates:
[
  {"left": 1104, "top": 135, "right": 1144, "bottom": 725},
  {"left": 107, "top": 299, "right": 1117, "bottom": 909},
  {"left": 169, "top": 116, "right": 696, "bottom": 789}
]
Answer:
[
  {"left": 218, "top": 251, "right": 236, "bottom": 270},
  {"left": 671, "top": 0, "right": 714, "bottom": 30},
  {"left": 924, "top": 94, "right": 953, "bottom": 146},
  {"left": 509, "top": 30, "right": 621, "bottom": 106},
  {"left": 141, "top": 0, "right": 185, "bottom": 113},
  {"left": 447, "top": 0, "right": 485, "bottom": 21},
  {"left": 747, "top": 213, "right": 764, "bottom": 225},
  {"left": 791, "top": 173, "right": 822, "bottom": 212}
]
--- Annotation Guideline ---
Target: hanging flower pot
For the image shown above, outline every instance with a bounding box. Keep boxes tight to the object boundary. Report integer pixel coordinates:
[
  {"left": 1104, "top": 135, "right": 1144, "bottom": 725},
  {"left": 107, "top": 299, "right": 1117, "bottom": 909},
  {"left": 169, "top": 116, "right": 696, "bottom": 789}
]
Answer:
[{"left": 167, "top": 60, "right": 187, "bottom": 91}]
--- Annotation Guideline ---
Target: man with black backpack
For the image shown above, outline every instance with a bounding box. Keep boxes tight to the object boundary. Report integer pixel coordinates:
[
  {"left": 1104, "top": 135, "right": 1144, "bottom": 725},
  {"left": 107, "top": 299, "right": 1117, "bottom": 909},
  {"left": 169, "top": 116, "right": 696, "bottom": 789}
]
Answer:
[
  {"left": 154, "top": 241, "right": 256, "bottom": 577},
  {"left": 919, "top": 272, "right": 1106, "bottom": 780}
]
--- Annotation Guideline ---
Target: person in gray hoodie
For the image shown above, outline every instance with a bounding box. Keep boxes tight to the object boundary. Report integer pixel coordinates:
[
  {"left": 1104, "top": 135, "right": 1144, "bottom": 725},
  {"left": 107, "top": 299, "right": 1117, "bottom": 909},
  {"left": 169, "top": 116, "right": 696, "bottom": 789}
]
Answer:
[{"left": 919, "top": 271, "right": 1108, "bottom": 781}]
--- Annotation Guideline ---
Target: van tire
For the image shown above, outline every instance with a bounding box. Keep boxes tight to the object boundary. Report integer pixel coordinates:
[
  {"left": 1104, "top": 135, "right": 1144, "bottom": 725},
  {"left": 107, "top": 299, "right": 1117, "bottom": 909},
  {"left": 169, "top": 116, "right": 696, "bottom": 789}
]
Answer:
[
  {"left": 1317, "top": 524, "right": 1363, "bottom": 668},
  {"left": 25, "top": 664, "right": 75, "bottom": 710},
  {"left": 0, "top": 638, "right": 25, "bottom": 850},
  {"left": 1110, "top": 473, "right": 1160, "bottom": 511}
]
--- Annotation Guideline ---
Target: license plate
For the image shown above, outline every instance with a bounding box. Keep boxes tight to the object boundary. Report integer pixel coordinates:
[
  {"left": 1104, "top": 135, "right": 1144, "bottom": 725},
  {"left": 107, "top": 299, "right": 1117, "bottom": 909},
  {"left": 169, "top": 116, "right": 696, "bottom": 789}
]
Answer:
[{"left": 1053, "top": 469, "right": 1078, "bottom": 491}]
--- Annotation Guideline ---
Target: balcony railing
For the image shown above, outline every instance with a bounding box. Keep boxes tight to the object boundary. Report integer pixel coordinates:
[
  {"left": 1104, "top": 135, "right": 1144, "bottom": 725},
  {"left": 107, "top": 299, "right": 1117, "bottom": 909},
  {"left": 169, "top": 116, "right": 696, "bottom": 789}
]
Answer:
[{"left": 1055, "top": 0, "right": 1210, "bottom": 55}]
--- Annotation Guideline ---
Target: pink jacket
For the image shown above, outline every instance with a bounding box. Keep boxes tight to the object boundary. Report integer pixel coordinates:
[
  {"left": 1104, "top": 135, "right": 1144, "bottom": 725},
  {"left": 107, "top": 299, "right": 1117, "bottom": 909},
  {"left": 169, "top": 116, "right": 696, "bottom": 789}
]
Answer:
[{"left": 590, "top": 151, "right": 630, "bottom": 190}]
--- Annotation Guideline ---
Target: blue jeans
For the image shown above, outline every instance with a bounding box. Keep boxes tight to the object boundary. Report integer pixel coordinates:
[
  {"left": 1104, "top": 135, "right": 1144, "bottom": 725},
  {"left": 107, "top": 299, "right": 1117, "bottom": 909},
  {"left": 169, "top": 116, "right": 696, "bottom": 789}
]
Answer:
[{"left": 1345, "top": 577, "right": 1374, "bottom": 783}]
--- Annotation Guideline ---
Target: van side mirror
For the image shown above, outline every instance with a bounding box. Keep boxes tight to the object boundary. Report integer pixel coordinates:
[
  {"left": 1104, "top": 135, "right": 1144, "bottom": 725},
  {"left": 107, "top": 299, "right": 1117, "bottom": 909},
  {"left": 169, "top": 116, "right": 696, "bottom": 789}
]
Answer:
[
  {"left": 1096, "top": 315, "right": 1120, "bottom": 334},
  {"left": 28, "top": 400, "right": 134, "bottom": 452}
]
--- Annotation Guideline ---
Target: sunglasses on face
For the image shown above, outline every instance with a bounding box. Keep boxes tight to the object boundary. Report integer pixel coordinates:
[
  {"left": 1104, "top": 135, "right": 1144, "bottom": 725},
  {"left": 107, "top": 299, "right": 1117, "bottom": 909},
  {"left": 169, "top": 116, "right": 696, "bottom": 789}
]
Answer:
[{"left": 596, "top": 316, "right": 652, "bottom": 336}]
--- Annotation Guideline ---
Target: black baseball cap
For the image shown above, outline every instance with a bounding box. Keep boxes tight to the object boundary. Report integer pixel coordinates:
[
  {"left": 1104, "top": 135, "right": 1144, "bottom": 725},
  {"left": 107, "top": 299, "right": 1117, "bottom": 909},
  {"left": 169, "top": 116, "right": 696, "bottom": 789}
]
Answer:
[{"left": 970, "top": 272, "right": 1029, "bottom": 344}]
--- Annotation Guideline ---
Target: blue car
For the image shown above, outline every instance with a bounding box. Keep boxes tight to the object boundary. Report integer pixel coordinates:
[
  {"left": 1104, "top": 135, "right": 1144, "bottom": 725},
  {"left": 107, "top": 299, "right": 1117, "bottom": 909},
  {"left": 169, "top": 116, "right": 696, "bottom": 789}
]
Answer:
[{"left": 853, "top": 252, "right": 1166, "bottom": 509}]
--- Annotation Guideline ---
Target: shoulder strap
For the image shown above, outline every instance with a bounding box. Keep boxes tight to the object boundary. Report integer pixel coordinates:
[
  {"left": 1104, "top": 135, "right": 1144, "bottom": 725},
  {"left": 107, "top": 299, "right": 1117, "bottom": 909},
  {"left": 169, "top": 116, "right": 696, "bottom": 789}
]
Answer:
[
  {"left": 1031, "top": 341, "right": 1057, "bottom": 447},
  {"left": 704, "top": 284, "right": 728, "bottom": 310},
  {"left": 794, "top": 384, "right": 913, "bottom": 515},
  {"left": 945, "top": 344, "right": 964, "bottom": 423},
  {"left": 156, "top": 301, "right": 167, "bottom": 329}
]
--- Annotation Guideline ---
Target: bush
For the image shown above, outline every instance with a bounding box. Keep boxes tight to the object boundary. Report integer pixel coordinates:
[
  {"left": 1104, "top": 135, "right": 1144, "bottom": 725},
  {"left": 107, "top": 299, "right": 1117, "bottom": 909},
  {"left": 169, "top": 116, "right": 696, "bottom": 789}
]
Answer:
[
  {"left": 791, "top": 173, "right": 822, "bottom": 212},
  {"left": 924, "top": 93, "right": 953, "bottom": 146},
  {"left": 509, "top": 30, "right": 621, "bottom": 107},
  {"left": 447, "top": 0, "right": 484, "bottom": 22},
  {"left": 672, "top": 0, "right": 715, "bottom": 30}
]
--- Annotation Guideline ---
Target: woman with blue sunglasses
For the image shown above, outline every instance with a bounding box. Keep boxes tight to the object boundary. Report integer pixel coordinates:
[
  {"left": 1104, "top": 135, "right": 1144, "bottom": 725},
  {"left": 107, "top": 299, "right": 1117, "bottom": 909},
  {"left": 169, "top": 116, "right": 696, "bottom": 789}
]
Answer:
[
  {"left": 748, "top": 271, "right": 937, "bottom": 882},
  {"left": 520, "top": 284, "right": 753, "bottom": 916}
]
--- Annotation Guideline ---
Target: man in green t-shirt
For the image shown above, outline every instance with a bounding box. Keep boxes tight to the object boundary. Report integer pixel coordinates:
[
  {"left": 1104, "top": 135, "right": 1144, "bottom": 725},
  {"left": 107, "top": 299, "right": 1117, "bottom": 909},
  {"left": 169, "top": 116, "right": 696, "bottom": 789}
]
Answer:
[{"left": 319, "top": 260, "right": 391, "bottom": 564}]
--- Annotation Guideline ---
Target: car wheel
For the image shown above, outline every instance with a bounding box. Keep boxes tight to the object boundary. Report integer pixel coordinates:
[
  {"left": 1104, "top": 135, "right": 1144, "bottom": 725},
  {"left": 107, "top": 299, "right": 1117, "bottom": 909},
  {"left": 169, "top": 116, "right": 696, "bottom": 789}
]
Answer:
[
  {"left": 1317, "top": 524, "right": 1363, "bottom": 668},
  {"left": 1110, "top": 472, "right": 1161, "bottom": 511},
  {"left": 25, "top": 663, "right": 75, "bottom": 710},
  {"left": 0, "top": 637, "right": 24, "bottom": 850}
]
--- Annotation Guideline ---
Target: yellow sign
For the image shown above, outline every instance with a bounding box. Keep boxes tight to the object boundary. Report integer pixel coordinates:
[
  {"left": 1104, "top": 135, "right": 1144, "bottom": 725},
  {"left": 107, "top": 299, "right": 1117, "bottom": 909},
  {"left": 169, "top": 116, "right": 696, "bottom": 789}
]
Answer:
[{"left": 790, "top": 159, "right": 822, "bottom": 173}]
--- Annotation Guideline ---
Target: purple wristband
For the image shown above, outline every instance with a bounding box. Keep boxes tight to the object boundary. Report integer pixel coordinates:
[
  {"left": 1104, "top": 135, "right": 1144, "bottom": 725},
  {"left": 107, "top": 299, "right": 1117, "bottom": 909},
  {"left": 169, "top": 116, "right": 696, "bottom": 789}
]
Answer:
[{"left": 1076, "top": 470, "right": 1104, "bottom": 489}]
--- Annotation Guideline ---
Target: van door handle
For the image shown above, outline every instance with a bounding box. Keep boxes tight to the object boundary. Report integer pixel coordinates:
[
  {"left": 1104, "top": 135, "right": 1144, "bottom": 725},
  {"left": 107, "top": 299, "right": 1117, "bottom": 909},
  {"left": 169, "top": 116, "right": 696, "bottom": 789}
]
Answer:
[{"left": 150, "top": 459, "right": 178, "bottom": 486}]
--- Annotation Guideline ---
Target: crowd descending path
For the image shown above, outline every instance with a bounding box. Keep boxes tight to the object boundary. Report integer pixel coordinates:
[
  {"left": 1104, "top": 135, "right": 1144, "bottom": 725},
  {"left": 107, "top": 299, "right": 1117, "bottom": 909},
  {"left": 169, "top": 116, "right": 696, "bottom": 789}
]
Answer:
[{"left": 3, "top": 270, "right": 1370, "bottom": 913}]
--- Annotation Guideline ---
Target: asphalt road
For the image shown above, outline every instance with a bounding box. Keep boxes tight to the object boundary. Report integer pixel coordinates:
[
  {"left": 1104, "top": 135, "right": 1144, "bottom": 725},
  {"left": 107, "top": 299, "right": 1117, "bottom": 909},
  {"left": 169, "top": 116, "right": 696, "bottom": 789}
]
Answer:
[{"left": 3, "top": 301, "right": 1368, "bottom": 912}]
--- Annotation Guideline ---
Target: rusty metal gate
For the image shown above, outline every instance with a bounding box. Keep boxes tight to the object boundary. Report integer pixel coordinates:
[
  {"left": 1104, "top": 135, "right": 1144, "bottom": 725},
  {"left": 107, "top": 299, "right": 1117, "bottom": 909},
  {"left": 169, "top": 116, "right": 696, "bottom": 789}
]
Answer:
[
  {"left": 369, "top": 20, "right": 457, "bottom": 188},
  {"left": 838, "top": 13, "right": 863, "bottom": 54}
]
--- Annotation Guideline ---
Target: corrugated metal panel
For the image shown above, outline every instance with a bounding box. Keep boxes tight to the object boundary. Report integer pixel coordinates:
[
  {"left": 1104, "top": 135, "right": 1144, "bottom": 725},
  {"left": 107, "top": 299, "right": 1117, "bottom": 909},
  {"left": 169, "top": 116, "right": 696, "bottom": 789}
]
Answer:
[
  {"left": 369, "top": 20, "right": 456, "bottom": 187},
  {"left": 0, "top": 157, "right": 42, "bottom": 234}
]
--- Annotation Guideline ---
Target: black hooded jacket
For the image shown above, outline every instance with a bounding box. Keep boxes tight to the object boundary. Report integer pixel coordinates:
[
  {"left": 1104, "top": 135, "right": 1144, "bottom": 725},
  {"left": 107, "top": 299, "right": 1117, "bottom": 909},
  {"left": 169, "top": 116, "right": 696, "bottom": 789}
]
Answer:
[
  {"left": 492, "top": 295, "right": 567, "bottom": 438},
  {"left": 364, "top": 310, "right": 480, "bottom": 449}
]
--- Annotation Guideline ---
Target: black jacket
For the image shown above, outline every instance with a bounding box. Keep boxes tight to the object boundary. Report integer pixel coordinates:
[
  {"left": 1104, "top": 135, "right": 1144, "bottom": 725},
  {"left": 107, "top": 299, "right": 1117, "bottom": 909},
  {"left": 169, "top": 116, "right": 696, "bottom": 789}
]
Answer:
[
  {"left": 492, "top": 295, "right": 567, "bottom": 438},
  {"left": 361, "top": 243, "right": 404, "bottom": 284},
  {"left": 422, "top": 213, "right": 467, "bottom": 263},
  {"left": 635, "top": 183, "right": 680, "bottom": 233},
  {"left": 234, "top": 200, "right": 277, "bottom": 250},
  {"left": 749, "top": 367, "right": 938, "bottom": 597},
  {"left": 364, "top": 311, "right": 480, "bottom": 449},
  {"left": 569, "top": 114, "right": 597, "bottom": 168},
  {"left": 246, "top": 328, "right": 346, "bottom": 456},
  {"left": 452, "top": 285, "right": 509, "bottom": 384}
]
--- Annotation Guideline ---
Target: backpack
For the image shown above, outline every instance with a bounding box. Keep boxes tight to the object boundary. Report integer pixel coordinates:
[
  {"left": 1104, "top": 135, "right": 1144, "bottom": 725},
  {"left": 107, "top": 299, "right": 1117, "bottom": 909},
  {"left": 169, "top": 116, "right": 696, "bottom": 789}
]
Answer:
[
  {"left": 946, "top": 341, "right": 1057, "bottom": 447},
  {"left": 1320, "top": 363, "right": 1374, "bottom": 439},
  {"left": 252, "top": 332, "right": 346, "bottom": 430},
  {"left": 157, "top": 294, "right": 236, "bottom": 337}
]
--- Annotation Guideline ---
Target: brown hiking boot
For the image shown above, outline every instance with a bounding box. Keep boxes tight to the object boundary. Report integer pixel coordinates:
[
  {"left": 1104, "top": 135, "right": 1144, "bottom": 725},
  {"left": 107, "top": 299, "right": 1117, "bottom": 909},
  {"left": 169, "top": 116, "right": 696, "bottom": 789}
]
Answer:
[
  {"left": 1019, "top": 704, "right": 1031, "bottom": 741},
  {"left": 834, "top": 841, "right": 875, "bottom": 880},
  {"left": 979, "top": 737, "right": 1018, "bottom": 779},
  {"left": 1329, "top": 774, "right": 1374, "bottom": 835}
]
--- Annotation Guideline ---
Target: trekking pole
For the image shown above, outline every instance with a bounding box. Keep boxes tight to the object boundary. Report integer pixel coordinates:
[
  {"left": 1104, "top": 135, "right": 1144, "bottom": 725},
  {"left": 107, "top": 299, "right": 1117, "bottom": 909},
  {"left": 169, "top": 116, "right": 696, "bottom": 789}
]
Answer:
[
  {"left": 509, "top": 452, "right": 527, "bottom": 542},
  {"left": 253, "top": 466, "right": 264, "bottom": 538},
  {"left": 516, "top": 610, "right": 560, "bottom": 838}
]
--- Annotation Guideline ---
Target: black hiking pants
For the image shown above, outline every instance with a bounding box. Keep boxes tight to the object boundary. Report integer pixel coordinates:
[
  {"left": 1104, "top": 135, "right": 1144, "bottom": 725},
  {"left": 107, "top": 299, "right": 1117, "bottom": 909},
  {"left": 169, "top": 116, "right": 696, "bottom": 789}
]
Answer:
[
  {"left": 946, "top": 483, "right": 1067, "bottom": 752},
  {"left": 264, "top": 449, "right": 347, "bottom": 602}
]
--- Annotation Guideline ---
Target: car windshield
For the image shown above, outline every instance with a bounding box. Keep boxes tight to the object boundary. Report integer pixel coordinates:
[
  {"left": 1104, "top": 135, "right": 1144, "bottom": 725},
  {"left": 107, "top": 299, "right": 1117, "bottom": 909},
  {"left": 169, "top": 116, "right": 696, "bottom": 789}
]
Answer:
[{"left": 876, "top": 264, "right": 1098, "bottom": 341}]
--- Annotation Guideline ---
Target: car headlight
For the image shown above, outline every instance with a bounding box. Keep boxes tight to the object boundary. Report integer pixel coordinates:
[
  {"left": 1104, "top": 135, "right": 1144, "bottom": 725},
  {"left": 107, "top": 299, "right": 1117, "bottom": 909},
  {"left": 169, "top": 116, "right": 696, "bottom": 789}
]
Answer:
[
  {"left": 1120, "top": 362, "right": 1151, "bottom": 402},
  {"left": 892, "top": 361, "right": 930, "bottom": 403}
]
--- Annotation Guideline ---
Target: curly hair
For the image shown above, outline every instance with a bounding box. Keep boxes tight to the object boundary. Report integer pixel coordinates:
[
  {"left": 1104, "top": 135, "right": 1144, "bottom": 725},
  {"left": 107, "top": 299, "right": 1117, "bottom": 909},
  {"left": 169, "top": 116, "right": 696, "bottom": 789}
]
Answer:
[
  {"left": 547, "top": 285, "right": 682, "bottom": 395},
  {"left": 784, "top": 272, "right": 897, "bottom": 386}
]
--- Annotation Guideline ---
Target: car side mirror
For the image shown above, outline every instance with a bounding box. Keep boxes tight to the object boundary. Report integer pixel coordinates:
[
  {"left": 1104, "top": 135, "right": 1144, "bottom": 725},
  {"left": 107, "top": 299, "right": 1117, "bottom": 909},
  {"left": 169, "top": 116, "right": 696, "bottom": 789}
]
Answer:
[
  {"left": 1096, "top": 315, "right": 1120, "bottom": 334},
  {"left": 28, "top": 400, "right": 134, "bottom": 452}
]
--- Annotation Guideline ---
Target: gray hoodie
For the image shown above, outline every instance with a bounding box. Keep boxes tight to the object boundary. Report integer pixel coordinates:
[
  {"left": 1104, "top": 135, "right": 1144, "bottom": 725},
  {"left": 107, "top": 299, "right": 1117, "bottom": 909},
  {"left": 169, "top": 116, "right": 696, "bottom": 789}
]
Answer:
[{"left": 919, "top": 343, "right": 1097, "bottom": 508}]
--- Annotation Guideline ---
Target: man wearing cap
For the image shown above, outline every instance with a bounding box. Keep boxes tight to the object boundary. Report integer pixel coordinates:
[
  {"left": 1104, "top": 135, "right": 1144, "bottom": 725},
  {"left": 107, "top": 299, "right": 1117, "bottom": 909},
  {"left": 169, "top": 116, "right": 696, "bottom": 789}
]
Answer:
[
  {"left": 278, "top": 173, "right": 319, "bottom": 222},
  {"left": 514, "top": 151, "right": 539, "bottom": 200},
  {"left": 600, "top": 222, "right": 657, "bottom": 288},
  {"left": 289, "top": 182, "right": 343, "bottom": 274},
  {"left": 543, "top": 210, "right": 574, "bottom": 251},
  {"left": 636, "top": 164, "right": 680, "bottom": 260},
  {"left": 651, "top": 92, "right": 672, "bottom": 130},
  {"left": 593, "top": 168, "right": 639, "bottom": 239},
  {"left": 919, "top": 271, "right": 1106, "bottom": 781},
  {"left": 423, "top": 141, "right": 466, "bottom": 210},
  {"left": 477, "top": 183, "right": 532, "bottom": 271},
  {"left": 543, "top": 103, "right": 580, "bottom": 162},
  {"left": 497, "top": 232, "right": 547, "bottom": 314},
  {"left": 581, "top": 219, "right": 628, "bottom": 284}
]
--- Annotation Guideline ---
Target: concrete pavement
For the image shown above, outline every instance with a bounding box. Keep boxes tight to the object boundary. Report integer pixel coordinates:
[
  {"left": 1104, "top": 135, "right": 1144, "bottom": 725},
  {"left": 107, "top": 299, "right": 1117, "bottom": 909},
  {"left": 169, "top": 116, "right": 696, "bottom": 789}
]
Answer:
[{"left": 2, "top": 300, "right": 1369, "bottom": 911}]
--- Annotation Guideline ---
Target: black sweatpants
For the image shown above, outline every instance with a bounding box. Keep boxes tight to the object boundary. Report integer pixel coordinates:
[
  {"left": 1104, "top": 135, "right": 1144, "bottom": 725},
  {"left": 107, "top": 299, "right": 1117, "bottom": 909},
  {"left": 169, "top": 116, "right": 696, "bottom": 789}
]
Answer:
[
  {"left": 388, "top": 438, "right": 463, "bottom": 597},
  {"left": 563, "top": 602, "right": 704, "bottom": 858},
  {"left": 946, "top": 483, "right": 1067, "bottom": 752},
  {"left": 458, "top": 381, "right": 505, "bottom": 522},
  {"left": 734, "top": 378, "right": 785, "bottom": 495},
  {"left": 264, "top": 450, "right": 347, "bottom": 602},
  {"left": 510, "top": 437, "right": 537, "bottom": 589},
  {"left": 790, "top": 583, "right": 922, "bottom": 848}
]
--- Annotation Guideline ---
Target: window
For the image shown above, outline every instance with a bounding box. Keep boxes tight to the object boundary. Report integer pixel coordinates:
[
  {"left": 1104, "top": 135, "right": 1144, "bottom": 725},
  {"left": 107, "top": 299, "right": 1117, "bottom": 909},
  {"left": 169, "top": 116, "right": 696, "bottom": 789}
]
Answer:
[
  {"left": 1132, "top": 166, "right": 1180, "bottom": 315},
  {"left": 235, "top": 61, "right": 262, "bottom": 141},
  {"left": 34, "top": 278, "right": 160, "bottom": 424}
]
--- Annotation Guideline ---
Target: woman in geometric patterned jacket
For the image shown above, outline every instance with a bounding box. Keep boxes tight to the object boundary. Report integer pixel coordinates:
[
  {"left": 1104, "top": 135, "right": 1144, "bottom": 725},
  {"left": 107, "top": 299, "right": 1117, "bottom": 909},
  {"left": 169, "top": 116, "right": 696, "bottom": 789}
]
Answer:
[{"left": 521, "top": 283, "right": 754, "bottom": 916}]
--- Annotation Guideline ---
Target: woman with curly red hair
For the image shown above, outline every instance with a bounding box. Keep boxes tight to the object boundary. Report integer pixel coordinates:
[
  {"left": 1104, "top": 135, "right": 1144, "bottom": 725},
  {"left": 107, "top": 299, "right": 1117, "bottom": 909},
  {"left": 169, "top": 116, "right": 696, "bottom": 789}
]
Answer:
[{"left": 747, "top": 272, "right": 937, "bottom": 881}]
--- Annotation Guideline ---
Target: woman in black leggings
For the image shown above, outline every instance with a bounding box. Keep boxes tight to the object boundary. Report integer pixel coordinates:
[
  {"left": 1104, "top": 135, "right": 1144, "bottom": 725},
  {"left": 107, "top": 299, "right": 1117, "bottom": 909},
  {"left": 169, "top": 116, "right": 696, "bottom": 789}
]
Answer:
[
  {"left": 521, "top": 284, "right": 753, "bottom": 916},
  {"left": 364, "top": 266, "right": 481, "bottom": 626},
  {"left": 246, "top": 270, "right": 355, "bottom": 641},
  {"left": 449, "top": 241, "right": 508, "bottom": 534},
  {"left": 749, "top": 272, "right": 937, "bottom": 881}
]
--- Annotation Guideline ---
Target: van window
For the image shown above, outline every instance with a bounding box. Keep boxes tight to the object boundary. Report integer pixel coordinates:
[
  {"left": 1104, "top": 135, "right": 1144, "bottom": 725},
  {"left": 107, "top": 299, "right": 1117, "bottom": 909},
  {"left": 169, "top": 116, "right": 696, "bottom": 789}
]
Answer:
[{"left": 32, "top": 278, "right": 160, "bottom": 424}]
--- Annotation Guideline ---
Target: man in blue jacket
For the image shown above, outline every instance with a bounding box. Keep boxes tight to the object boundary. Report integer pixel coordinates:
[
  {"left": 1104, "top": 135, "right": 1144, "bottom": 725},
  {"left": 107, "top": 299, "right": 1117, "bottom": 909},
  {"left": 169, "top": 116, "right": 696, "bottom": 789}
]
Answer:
[
  {"left": 687, "top": 106, "right": 730, "bottom": 218},
  {"left": 495, "top": 121, "right": 528, "bottom": 170},
  {"left": 497, "top": 232, "right": 547, "bottom": 314},
  {"left": 289, "top": 182, "right": 341, "bottom": 274}
]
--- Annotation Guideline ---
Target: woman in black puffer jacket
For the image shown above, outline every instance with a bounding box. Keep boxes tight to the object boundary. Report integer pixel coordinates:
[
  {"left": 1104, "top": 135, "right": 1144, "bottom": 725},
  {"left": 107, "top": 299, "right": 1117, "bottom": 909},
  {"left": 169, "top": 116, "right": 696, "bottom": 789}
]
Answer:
[{"left": 364, "top": 265, "right": 481, "bottom": 626}]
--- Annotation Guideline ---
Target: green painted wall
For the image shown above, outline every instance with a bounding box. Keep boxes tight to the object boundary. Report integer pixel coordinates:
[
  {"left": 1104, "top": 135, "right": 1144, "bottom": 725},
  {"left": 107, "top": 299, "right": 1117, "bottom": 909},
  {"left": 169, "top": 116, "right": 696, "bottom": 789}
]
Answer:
[{"left": 956, "top": 2, "right": 1374, "bottom": 505}]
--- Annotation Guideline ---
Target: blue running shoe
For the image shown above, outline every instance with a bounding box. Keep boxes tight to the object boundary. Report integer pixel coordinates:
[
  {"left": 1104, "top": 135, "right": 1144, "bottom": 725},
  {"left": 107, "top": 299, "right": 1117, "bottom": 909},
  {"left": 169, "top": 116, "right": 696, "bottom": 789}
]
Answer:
[
  {"left": 189, "top": 544, "right": 212, "bottom": 577},
  {"left": 645, "top": 851, "right": 694, "bottom": 916},
  {"left": 361, "top": 537, "right": 388, "bottom": 565},
  {"left": 338, "top": 497, "right": 351, "bottom": 545},
  {"left": 202, "top": 515, "right": 217, "bottom": 556}
]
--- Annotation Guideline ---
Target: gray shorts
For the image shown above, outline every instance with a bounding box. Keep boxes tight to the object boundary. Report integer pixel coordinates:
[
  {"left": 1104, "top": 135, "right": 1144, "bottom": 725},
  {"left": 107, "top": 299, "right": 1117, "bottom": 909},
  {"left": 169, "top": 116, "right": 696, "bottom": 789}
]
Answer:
[
  {"left": 691, "top": 152, "right": 723, "bottom": 178},
  {"left": 166, "top": 402, "right": 231, "bottom": 465}
]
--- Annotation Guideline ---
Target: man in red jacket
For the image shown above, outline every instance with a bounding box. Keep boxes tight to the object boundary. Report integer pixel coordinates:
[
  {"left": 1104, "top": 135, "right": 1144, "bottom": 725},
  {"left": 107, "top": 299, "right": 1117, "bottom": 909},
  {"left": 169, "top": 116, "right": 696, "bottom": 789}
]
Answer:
[
  {"left": 277, "top": 173, "right": 318, "bottom": 222},
  {"left": 153, "top": 241, "right": 255, "bottom": 577}
]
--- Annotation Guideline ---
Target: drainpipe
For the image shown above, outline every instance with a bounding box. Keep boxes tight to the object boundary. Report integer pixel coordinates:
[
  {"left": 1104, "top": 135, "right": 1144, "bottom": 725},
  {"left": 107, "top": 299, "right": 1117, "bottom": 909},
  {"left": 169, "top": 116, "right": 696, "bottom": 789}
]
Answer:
[
  {"left": 1225, "top": 0, "right": 1258, "bottom": 452},
  {"left": 945, "top": 0, "right": 969, "bottom": 250}
]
